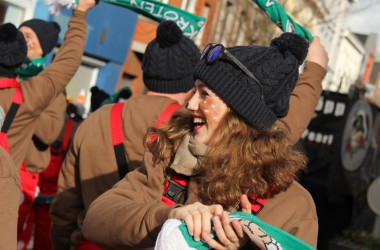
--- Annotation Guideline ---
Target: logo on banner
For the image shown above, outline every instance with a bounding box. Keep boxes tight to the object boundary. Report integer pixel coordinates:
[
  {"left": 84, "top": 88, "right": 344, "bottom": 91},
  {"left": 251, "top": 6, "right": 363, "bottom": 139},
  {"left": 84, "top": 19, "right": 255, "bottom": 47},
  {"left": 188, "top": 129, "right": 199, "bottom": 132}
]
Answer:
[{"left": 341, "top": 100, "right": 373, "bottom": 171}]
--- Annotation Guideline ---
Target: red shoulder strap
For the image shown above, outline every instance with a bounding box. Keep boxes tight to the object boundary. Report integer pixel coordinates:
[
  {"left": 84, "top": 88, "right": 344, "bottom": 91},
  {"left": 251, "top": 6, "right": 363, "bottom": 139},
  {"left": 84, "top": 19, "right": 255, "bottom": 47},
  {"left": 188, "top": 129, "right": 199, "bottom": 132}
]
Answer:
[
  {"left": 61, "top": 119, "right": 74, "bottom": 151},
  {"left": 0, "top": 78, "right": 22, "bottom": 104},
  {"left": 151, "top": 103, "right": 181, "bottom": 143},
  {"left": 110, "top": 102, "right": 128, "bottom": 179},
  {"left": 0, "top": 78, "right": 23, "bottom": 152},
  {"left": 155, "top": 103, "right": 181, "bottom": 128},
  {"left": 250, "top": 196, "right": 267, "bottom": 214}
]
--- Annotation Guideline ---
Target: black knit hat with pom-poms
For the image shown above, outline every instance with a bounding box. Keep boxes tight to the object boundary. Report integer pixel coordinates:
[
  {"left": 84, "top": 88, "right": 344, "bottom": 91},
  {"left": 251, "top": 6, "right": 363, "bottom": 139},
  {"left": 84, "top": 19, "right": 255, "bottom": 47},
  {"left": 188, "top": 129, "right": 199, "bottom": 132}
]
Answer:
[
  {"left": 0, "top": 23, "right": 27, "bottom": 78},
  {"left": 142, "top": 21, "right": 200, "bottom": 93},
  {"left": 193, "top": 32, "right": 309, "bottom": 131}
]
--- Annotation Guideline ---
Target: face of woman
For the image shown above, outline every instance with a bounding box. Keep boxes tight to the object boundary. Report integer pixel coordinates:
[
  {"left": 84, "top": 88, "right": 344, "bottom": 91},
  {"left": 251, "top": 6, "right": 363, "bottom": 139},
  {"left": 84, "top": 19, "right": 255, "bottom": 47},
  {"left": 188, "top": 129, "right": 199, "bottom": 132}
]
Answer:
[
  {"left": 187, "top": 80, "right": 229, "bottom": 145},
  {"left": 19, "top": 26, "right": 43, "bottom": 60}
]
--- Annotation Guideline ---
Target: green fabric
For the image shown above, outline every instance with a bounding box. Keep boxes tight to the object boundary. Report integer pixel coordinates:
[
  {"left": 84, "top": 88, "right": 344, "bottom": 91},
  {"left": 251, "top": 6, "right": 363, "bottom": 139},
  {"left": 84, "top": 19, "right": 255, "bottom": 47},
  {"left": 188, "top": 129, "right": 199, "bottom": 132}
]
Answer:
[
  {"left": 100, "top": 86, "right": 132, "bottom": 106},
  {"left": 16, "top": 57, "right": 46, "bottom": 81},
  {"left": 252, "top": 0, "right": 313, "bottom": 42},
  {"left": 75, "top": 0, "right": 205, "bottom": 39},
  {"left": 178, "top": 223, "right": 209, "bottom": 250},
  {"left": 178, "top": 212, "right": 316, "bottom": 250},
  {"left": 34, "top": 195, "right": 55, "bottom": 205}
]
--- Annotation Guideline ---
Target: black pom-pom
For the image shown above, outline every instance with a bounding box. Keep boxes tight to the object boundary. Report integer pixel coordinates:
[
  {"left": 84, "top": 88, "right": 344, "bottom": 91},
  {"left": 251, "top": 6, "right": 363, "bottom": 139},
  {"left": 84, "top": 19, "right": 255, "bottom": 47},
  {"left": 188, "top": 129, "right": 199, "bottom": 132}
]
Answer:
[
  {"left": 156, "top": 21, "right": 183, "bottom": 47},
  {"left": 90, "top": 86, "right": 100, "bottom": 94},
  {"left": 0, "top": 23, "right": 19, "bottom": 43},
  {"left": 270, "top": 32, "right": 309, "bottom": 64}
]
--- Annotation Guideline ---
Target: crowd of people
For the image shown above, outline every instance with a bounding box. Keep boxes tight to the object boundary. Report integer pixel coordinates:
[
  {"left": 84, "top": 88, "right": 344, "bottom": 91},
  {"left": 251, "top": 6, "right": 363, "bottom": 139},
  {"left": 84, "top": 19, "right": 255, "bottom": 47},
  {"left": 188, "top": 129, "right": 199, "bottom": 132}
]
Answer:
[{"left": 0, "top": 0, "right": 329, "bottom": 249}]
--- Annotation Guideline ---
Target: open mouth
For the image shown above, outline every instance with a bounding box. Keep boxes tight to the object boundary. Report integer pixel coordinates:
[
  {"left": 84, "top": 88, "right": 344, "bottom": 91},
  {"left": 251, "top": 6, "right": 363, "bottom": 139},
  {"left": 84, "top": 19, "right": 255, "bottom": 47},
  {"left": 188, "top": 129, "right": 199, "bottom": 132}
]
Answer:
[{"left": 193, "top": 116, "right": 206, "bottom": 129}]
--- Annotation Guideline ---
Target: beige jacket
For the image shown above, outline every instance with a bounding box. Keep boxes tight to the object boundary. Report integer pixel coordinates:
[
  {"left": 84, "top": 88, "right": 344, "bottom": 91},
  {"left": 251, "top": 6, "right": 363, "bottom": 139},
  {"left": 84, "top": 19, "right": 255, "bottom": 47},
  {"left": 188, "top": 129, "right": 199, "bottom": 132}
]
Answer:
[
  {"left": 50, "top": 95, "right": 182, "bottom": 250},
  {"left": 24, "top": 93, "right": 67, "bottom": 173},
  {"left": 0, "top": 146, "right": 21, "bottom": 250},
  {"left": 0, "top": 10, "right": 87, "bottom": 170},
  {"left": 81, "top": 62, "right": 326, "bottom": 249}
]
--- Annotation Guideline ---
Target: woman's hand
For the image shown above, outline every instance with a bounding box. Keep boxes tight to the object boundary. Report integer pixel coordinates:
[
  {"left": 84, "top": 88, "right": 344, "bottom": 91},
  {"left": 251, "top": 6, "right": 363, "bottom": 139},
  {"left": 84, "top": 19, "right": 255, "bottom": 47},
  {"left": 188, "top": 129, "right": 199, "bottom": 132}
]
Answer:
[
  {"left": 201, "top": 195, "right": 252, "bottom": 250},
  {"left": 168, "top": 202, "right": 223, "bottom": 242}
]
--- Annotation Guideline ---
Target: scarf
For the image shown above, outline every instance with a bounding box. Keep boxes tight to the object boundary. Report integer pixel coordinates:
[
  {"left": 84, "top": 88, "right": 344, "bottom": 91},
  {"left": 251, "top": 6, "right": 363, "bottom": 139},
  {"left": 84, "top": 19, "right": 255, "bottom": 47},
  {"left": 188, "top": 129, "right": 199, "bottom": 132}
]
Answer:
[
  {"left": 169, "top": 134, "right": 208, "bottom": 176},
  {"left": 48, "top": 0, "right": 205, "bottom": 39},
  {"left": 16, "top": 58, "right": 46, "bottom": 81},
  {"left": 252, "top": 0, "right": 313, "bottom": 41}
]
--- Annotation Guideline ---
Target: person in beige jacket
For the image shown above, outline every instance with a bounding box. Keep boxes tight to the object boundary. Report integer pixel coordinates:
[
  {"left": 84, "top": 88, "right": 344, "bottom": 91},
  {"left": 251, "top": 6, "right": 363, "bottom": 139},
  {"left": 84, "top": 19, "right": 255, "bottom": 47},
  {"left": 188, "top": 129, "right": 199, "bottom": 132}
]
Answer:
[
  {"left": 0, "top": 1, "right": 96, "bottom": 248},
  {"left": 0, "top": 0, "right": 97, "bottom": 171},
  {"left": 0, "top": 110, "right": 21, "bottom": 250},
  {"left": 82, "top": 35, "right": 329, "bottom": 250},
  {"left": 16, "top": 19, "right": 68, "bottom": 249},
  {"left": 50, "top": 20, "right": 201, "bottom": 250}
]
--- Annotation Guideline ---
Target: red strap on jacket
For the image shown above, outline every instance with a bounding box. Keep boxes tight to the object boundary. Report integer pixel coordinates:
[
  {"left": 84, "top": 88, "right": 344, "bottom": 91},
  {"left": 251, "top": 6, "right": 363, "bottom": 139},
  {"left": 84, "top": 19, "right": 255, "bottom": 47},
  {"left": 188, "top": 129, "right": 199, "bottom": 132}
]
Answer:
[
  {"left": 151, "top": 103, "right": 181, "bottom": 143},
  {"left": 250, "top": 196, "right": 267, "bottom": 214},
  {"left": 155, "top": 103, "right": 181, "bottom": 128},
  {"left": 110, "top": 102, "right": 128, "bottom": 179},
  {"left": 0, "top": 78, "right": 23, "bottom": 152},
  {"left": 61, "top": 118, "right": 74, "bottom": 152},
  {"left": 111, "top": 102, "right": 181, "bottom": 179}
]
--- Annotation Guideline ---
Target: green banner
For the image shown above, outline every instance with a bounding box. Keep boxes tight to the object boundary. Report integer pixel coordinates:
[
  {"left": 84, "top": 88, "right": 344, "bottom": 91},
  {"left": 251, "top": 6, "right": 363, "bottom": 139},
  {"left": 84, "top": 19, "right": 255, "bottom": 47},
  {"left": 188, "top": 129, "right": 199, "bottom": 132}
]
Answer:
[
  {"left": 253, "top": 0, "right": 313, "bottom": 41},
  {"left": 72, "top": 0, "right": 205, "bottom": 38}
]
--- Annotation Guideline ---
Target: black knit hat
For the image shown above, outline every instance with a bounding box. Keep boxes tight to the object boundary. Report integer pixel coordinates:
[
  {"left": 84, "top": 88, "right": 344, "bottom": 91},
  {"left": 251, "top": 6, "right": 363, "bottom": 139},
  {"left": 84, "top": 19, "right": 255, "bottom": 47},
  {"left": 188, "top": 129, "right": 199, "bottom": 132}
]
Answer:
[
  {"left": 19, "top": 19, "right": 61, "bottom": 56},
  {"left": 0, "top": 23, "right": 27, "bottom": 77},
  {"left": 193, "top": 32, "right": 309, "bottom": 131},
  {"left": 142, "top": 21, "right": 200, "bottom": 94}
]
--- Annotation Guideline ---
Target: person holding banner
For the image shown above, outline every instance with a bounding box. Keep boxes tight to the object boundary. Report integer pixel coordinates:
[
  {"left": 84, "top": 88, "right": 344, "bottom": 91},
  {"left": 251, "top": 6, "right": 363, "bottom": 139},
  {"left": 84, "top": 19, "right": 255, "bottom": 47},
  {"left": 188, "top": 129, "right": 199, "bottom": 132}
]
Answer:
[
  {"left": 82, "top": 34, "right": 328, "bottom": 249},
  {"left": 16, "top": 19, "right": 68, "bottom": 250}
]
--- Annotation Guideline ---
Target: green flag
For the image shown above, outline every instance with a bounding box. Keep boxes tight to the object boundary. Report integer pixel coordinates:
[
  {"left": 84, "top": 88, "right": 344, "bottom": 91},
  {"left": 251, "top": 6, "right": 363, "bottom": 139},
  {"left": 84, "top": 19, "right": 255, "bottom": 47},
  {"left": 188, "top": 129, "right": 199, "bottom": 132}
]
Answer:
[
  {"left": 252, "top": 0, "right": 313, "bottom": 41},
  {"left": 72, "top": 0, "right": 205, "bottom": 38}
]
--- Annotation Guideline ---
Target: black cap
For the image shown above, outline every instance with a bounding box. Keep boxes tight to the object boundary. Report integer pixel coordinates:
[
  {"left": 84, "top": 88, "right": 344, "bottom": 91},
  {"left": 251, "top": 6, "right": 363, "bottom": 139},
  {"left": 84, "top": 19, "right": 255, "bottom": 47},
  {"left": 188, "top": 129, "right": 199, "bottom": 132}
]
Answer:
[
  {"left": 19, "top": 19, "right": 61, "bottom": 56},
  {"left": 193, "top": 33, "right": 309, "bottom": 131},
  {"left": 0, "top": 23, "right": 27, "bottom": 77},
  {"left": 142, "top": 21, "right": 200, "bottom": 94}
]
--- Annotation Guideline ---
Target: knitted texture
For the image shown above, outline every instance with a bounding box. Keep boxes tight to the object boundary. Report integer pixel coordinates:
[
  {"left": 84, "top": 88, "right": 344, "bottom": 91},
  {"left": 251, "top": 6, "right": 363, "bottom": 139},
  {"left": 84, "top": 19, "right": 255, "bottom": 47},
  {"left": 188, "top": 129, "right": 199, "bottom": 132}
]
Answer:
[
  {"left": 19, "top": 19, "right": 61, "bottom": 56},
  {"left": 142, "top": 21, "right": 200, "bottom": 94},
  {"left": 0, "top": 23, "right": 27, "bottom": 77},
  {"left": 193, "top": 32, "right": 309, "bottom": 130}
]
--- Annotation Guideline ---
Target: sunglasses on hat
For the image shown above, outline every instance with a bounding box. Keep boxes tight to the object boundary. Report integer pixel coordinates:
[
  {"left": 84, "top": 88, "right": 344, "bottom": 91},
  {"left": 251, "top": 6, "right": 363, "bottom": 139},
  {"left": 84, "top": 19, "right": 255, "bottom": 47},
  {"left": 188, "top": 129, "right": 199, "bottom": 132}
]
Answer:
[{"left": 200, "top": 43, "right": 265, "bottom": 103}]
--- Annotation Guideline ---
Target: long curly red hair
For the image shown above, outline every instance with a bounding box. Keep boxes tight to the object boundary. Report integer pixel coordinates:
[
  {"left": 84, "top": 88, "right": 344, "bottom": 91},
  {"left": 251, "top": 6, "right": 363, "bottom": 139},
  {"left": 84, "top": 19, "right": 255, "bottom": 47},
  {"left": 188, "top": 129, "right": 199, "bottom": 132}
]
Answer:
[{"left": 145, "top": 110, "right": 307, "bottom": 209}]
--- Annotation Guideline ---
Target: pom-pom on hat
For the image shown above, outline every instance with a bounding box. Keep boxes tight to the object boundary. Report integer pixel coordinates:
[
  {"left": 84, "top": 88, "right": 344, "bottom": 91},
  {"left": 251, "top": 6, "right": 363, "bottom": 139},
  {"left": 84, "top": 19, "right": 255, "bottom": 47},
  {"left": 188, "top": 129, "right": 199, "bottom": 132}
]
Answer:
[
  {"left": 0, "top": 23, "right": 27, "bottom": 77},
  {"left": 142, "top": 21, "right": 200, "bottom": 94},
  {"left": 193, "top": 32, "right": 309, "bottom": 131},
  {"left": 90, "top": 86, "right": 110, "bottom": 112},
  {"left": 19, "top": 19, "right": 61, "bottom": 56}
]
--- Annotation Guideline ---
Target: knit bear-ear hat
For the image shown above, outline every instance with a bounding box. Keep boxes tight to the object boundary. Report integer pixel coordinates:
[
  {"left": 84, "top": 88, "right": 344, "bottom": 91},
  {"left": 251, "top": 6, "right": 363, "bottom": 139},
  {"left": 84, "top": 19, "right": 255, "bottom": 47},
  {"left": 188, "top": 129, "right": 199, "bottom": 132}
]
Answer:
[
  {"left": 193, "top": 32, "right": 309, "bottom": 131},
  {"left": 142, "top": 21, "right": 200, "bottom": 94}
]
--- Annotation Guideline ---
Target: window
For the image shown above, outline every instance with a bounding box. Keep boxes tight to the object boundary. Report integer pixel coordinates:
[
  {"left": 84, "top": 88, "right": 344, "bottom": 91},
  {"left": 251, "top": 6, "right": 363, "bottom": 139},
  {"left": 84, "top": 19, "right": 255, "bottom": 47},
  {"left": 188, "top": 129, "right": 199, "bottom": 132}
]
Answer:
[{"left": 0, "top": 1, "right": 24, "bottom": 25}]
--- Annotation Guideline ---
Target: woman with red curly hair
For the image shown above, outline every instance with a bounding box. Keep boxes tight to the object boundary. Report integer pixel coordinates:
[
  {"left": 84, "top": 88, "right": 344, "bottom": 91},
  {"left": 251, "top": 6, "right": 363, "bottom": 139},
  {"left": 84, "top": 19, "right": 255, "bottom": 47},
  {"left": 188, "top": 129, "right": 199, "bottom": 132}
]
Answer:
[{"left": 82, "top": 34, "right": 328, "bottom": 250}]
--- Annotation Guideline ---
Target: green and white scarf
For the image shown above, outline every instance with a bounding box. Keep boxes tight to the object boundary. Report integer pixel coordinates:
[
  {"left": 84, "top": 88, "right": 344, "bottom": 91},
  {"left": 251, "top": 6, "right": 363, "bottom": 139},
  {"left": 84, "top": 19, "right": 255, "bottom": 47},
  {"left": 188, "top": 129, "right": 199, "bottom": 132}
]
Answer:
[
  {"left": 16, "top": 57, "right": 46, "bottom": 81},
  {"left": 252, "top": 0, "right": 313, "bottom": 41},
  {"left": 49, "top": 0, "right": 205, "bottom": 39},
  {"left": 156, "top": 213, "right": 316, "bottom": 250}
]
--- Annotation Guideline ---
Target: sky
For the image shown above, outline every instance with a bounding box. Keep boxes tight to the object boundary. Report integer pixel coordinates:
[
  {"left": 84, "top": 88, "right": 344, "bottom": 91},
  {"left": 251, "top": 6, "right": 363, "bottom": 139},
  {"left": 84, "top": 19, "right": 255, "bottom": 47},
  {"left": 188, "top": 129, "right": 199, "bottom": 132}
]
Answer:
[{"left": 346, "top": 0, "right": 380, "bottom": 53}]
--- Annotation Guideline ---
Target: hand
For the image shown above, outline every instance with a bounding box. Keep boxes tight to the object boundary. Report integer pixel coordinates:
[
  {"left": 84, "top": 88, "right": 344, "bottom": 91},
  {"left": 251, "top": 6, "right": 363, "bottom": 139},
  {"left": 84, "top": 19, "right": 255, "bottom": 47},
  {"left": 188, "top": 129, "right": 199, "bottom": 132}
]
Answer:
[
  {"left": 201, "top": 195, "right": 251, "bottom": 250},
  {"left": 168, "top": 202, "right": 223, "bottom": 242},
  {"left": 76, "top": 0, "right": 97, "bottom": 12},
  {"left": 306, "top": 36, "right": 329, "bottom": 69}
]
